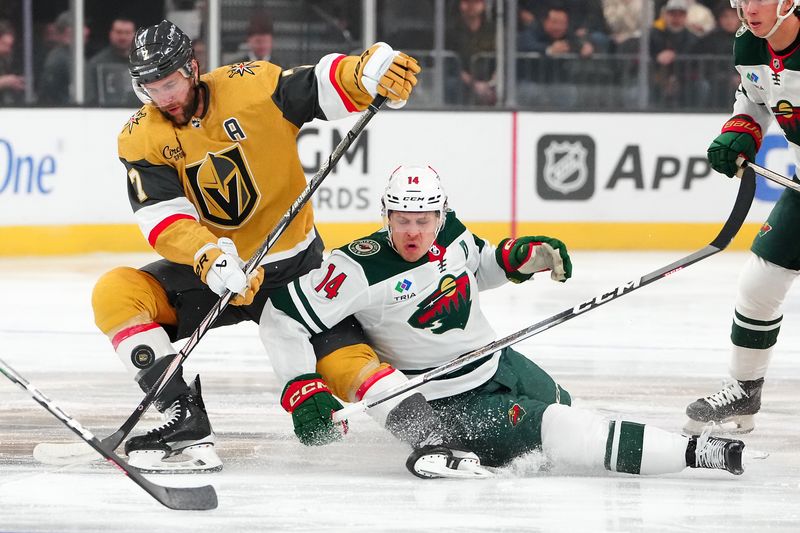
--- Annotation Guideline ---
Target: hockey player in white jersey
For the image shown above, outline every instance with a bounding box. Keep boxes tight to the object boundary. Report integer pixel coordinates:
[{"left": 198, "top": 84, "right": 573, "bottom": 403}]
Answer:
[
  {"left": 685, "top": 0, "right": 800, "bottom": 434},
  {"left": 263, "top": 165, "right": 747, "bottom": 478}
]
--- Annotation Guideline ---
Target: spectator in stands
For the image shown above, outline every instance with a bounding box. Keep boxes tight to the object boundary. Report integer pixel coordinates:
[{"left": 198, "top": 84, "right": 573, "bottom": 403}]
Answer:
[
  {"left": 686, "top": 1, "right": 716, "bottom": 37},
  {"left": 85, "top": 16, "right": 138, "bottom": 107},
  {"left": 603, "top": 0, "right": 644, "bottom": 53},
  {"left": 692, "top": 1, "right": 741, "bottom": 106},
  {"left": 518, "top": 6, "right": 595, "bottom": 107},
  {"left": 650, "top": 0, "right": 698, "bottom": 107},
  {"left": 38, "top": 11, "right": 90, "bottom": 105},
  {"left": 696, "top": 1, "right": 739, "bottom": 54},
  {"left": 519, "top": 5, "right": 595, "bottom": 58},
  {"left": 446, "top": 0, "right": 496, "bottom": 105},
  {"left": 0, "top": 20, "right": 25, "bottom": 106},
  {"left": 519, "top": 0, "right": 609, "bottom": 52},
  {"left": 234, "top": 13, "right": 276, "bottom": 65}
]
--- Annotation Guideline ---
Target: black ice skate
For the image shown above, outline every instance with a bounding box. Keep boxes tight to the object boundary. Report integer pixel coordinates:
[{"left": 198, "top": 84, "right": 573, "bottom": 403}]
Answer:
[
  {"left": 684, "top": 378, "right": 763, "bottom": 435},
  {"left": 686, "top": 427, "right": 745, "bottom": 475},
  {"left": 125, "top": 376, "right": 222, "bottom": 474}
]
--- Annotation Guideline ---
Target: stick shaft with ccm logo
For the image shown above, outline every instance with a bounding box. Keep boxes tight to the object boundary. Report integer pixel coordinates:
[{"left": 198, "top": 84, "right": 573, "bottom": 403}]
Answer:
[{"left": 334, "top": 169, "right": 756, "bottom": 421}]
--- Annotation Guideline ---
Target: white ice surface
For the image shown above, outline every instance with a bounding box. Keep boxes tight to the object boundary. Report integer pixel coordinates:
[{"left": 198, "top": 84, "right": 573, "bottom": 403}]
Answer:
[{"left": 1, "top": 251, "right": 799, "bottom": 532}]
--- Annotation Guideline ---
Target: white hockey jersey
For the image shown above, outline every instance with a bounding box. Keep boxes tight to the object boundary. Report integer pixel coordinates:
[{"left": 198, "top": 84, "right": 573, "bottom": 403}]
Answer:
[
  {"left": 267, "top": 211, "right": 513, "bottom": 399},
  {"left": 733, "top": 25, "right": 800, "bottom": 165}
]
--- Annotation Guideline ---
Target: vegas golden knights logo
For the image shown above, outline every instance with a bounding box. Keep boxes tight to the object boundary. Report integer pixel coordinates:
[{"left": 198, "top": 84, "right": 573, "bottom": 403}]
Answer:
[{"left": 186, "top": 144, "right": 259, "bottom": 227}]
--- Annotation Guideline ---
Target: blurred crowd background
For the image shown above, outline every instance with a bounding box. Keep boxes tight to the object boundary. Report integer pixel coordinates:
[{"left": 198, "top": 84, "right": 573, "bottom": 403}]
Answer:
[{"left": 0, "top": 0, "right": 741, "bottom": 111}]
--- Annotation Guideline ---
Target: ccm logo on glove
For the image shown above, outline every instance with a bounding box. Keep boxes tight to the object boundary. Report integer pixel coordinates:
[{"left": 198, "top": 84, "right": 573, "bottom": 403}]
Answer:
[{"left": 281, "top": 378, "right": 331, "bottom": 412}]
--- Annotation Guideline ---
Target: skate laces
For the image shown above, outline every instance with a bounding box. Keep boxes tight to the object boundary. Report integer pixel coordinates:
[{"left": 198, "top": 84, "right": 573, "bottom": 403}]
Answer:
[
  {"left": 695, "top": 425, "right": 727, "bottom": 469},
  {"left": 147, "top": 396, "right": 186, "bottom": 435},
  {"left": 703, "top": 380, "right": 747, "bottom": 408}
]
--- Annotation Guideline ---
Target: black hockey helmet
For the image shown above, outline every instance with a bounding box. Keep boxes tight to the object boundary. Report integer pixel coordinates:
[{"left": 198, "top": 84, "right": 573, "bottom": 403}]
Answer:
[{"left": 129, "top": 20, "right": 194, "bottom": 103}]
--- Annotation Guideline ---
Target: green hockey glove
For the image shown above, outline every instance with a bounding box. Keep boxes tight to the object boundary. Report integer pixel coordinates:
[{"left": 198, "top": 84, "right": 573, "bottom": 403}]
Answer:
[
  {"left": 281, "top": 373, "right": 347, "bottom": 446},
  {"left": 496, "top": 236, "right": 572, "bottom": 283},
  {"left": 707, "top": 114, "right": 762, "bottom": 177}
]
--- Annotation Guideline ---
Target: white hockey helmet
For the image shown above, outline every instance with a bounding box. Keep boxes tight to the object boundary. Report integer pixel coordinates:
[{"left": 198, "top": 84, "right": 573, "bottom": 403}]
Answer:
[
  {"left": 730, "top": 0, "right": 800, "bottom": 39},
  {"left": 382, "top": 164, "right": 448, "bottom": 237}
]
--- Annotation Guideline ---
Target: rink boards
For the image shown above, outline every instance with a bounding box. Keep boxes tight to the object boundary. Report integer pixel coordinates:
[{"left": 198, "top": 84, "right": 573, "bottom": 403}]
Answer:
[{"left": 0, "top": 108, "right": 792, "bottom": 255}]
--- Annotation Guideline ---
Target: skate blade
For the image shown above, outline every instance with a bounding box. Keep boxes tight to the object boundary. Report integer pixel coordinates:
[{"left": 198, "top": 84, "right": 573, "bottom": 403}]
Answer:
[
  {"left": 33, "top": 441, "right": 99, "bottom": 465},
  {"left": 744, "top": 449, "right": 770, "bottom": 461},
  {"left": 414, "top": 454, "right": 493, "bottom": 479},
  {"left": 683, "top": 416, "right": 754, "bottom": 436},
  {"left": 128, "top": 443, "right": 223, "bottom": 474}
]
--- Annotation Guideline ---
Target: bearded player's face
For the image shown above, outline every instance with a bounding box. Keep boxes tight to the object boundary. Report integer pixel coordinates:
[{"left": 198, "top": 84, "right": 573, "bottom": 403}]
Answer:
[{"left": 143, "top": 69, "right": 198, "bottom": 126}]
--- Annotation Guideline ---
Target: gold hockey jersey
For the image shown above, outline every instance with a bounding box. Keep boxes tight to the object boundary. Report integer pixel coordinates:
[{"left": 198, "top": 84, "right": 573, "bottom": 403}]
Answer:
[{"left": 117, "top": 54, "right": 373, "bottom": 272}]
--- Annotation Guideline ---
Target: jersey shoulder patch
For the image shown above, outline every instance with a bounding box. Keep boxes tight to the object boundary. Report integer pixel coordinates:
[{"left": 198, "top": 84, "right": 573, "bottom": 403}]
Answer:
[
  {"left": 206, "top": 60, "right": 282, "bottom": 95},
  {"left": 118, "top": 105, "right": 176, "bottom": 165},
  {"left": 338, "top": 230, "right": 414, "bottom": 285},
  {"left": 347, "top": 238, "right": 382, "bottom": 257}
]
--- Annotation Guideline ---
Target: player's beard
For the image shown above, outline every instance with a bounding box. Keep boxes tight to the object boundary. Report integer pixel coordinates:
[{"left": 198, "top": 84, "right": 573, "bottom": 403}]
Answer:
[{"left": 158, "top": 84, "right": 201, "bottom": 126}]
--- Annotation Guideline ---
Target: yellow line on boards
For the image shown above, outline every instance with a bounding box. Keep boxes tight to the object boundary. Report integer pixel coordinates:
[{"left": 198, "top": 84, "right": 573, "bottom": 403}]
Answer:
[{"left": 0, "top": 222, "right": 760, "bottom": 256}]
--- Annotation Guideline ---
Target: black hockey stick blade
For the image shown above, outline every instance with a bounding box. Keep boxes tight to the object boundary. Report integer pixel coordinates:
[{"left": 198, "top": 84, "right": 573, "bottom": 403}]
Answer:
[
  {"left": 85, "top": 95, "right": 390, "bottom": 454},
  {"left": 0, "top": 359, "right": 217, "bottom": 510},
  {"left": 334, "top": 171, "right": 757, "bottom": 419}
]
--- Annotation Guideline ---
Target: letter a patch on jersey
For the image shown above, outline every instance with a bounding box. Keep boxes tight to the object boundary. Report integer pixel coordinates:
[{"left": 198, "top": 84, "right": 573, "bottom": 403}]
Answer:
[{"left": 186, "top": 144, "right": 259, "bottom": 226}]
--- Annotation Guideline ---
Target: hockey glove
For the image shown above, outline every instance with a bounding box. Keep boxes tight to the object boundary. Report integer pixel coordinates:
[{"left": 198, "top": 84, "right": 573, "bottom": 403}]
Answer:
[
  {"left": 354, "top": 42, "right": 420, "bottom": 106},
  {"left": 281, "top": 373, "right": 348, "bottom": 446},
  {"left": 193, "top": 237, "right": 264, "bottom": 306},
  {"left": 496, "top": 236, "right": 573, "bottom": 284},
  {"left": 707, "top": 115, "right": 762, "bottom": 178}
]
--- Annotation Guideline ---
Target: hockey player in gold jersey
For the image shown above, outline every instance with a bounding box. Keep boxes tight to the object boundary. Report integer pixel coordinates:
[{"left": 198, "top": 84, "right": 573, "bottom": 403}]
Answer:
[{"left": 92, "top": 20, "right": 420, "bottom": 473}]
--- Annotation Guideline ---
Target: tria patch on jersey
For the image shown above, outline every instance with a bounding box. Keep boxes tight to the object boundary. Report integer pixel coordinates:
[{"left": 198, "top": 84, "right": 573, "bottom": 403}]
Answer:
[
  {"left": 408, "top": 272, "right": 472, "bottom": 334},
  {"left": 508, "top": 403, "right": 526, "bottom": 427},
  {"left": 348, "top": 239, "right": 381, "bottom": 256}
]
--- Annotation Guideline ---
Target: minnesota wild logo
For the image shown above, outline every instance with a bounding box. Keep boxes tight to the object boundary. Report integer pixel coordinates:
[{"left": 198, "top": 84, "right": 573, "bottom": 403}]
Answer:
[{"left": 408, "top": 272, "right": 471, "bottom": 334}]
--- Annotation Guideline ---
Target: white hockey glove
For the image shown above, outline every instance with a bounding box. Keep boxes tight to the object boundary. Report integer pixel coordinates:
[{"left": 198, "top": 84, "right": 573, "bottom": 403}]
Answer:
[
  {"left": 354, "top": 42, "right": 420, "bottom": 108},
  {"left": 496, "top": 236, "right": 573, "bottom": 283},
  {"left": 193, "top": 237, "right": 264, "bottom": 306}
]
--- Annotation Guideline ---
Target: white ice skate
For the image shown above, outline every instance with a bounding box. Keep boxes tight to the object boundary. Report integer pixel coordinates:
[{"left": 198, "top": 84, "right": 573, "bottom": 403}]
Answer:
[{"left": 406, "top": 446, "right": 493, "bottom": 479}]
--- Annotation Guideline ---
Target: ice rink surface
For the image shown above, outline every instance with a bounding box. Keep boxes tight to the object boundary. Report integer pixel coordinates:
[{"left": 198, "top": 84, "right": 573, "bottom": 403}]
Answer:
[{"left": 1, "top": 250, "right": 799, "bottom": 532}]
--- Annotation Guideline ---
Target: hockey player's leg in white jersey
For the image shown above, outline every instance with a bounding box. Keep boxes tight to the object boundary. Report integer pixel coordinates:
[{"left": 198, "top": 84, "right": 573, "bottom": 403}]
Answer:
[
  {"left": 685, "top": 255, "right": 793, "bottom": 434},
  {"left": 359, "top": 368, "right": 491, "bottom": 479},
  {"left": 542, "top": 404, "right": 744, "bottom": 476}
]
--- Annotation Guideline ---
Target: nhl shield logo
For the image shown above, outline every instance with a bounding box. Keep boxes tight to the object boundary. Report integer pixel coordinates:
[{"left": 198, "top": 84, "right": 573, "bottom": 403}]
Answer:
[
  {"left": 543, "top": 140, "right": 588, "bottom": 194},
  {"left": 537, "top": 134, "right": 595, "bottom": 200}
]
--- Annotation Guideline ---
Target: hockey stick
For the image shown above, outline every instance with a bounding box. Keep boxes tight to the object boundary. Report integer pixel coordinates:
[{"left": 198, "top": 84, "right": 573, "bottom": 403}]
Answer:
[
  {"left": 334, "top": 169, "right": 757, "bottom": 422},
  {"left": 35, "top": 95, "right": 387, "bottom": 464},
  {"left": 0, "top": 359, "right": 217, "bottom": 510},
  {"left": 736, "top": 156, "right": 800, "bottom": 193}
]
